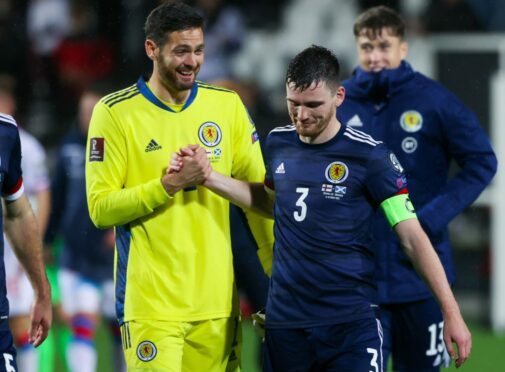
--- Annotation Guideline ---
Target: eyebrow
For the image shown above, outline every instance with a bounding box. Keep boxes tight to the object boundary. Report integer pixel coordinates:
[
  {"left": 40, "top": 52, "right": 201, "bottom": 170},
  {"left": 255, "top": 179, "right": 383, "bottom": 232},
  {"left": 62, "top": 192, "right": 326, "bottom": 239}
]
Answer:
[
  {"left": 287, "top": 98, "right": 324, "bottom": 105},
  {"left": 173, "top": 43, "right": 205, "bottom": 51}
]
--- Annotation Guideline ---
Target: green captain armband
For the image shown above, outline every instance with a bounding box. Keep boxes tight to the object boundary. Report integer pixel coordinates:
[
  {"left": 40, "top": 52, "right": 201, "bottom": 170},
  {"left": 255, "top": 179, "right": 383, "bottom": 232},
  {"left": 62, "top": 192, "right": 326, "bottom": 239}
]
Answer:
[{"left": 380, "top": 194, "right": 417, "bottom": 227}]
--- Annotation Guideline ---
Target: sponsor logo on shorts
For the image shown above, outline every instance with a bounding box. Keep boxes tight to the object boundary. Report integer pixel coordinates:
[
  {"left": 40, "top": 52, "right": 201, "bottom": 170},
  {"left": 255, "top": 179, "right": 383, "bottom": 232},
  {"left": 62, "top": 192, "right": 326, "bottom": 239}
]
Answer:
[{"left": 137, "top": 340, "right": 157, "bottom": 362}]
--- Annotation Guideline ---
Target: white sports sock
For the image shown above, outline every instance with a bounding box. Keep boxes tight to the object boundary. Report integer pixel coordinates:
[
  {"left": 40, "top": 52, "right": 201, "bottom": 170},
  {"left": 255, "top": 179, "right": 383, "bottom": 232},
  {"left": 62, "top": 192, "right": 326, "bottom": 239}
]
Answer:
[
  {"left": 67, "top": 341, "right": 97, "bottom": 372},
  {"left": 17, "top": 347, "right": 37, "bottom": 372}
]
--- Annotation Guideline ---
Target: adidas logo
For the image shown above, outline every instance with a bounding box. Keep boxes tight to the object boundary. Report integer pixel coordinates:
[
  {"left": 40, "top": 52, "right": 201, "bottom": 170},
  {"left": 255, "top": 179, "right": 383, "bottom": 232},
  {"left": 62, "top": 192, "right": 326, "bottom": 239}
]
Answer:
[
  {"left": 145, "top": 139, "right": 162, "bottom": 152},
  {"left": 275, "top": 162, "right": 285, "bottom": 174},
  {"left": 347, "top": 114, "right": 363, "bottom": 127}
]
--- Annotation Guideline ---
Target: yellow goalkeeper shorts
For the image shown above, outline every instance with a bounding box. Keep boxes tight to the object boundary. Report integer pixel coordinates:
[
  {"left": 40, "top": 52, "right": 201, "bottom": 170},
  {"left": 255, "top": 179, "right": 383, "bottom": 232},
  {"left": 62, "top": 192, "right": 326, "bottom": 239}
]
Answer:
[{"left": 121, "top": 316, "right": 241, "bottom": 372}]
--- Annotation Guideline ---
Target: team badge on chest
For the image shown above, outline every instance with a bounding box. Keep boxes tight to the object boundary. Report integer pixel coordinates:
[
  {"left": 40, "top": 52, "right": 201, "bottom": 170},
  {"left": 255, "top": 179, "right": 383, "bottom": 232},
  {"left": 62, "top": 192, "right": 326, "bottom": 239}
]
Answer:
[
  {"left": 325, "top": 161, "right": 349, "bottom": 184},
  {"left": 198, "top": 122, "right": 222, "bottom": 147},
  {"left": 399, "top": 110, "right": 423, "bottom": 133},
  {"left": 137, "top": 340, "right": 157, "bottom": 362}
]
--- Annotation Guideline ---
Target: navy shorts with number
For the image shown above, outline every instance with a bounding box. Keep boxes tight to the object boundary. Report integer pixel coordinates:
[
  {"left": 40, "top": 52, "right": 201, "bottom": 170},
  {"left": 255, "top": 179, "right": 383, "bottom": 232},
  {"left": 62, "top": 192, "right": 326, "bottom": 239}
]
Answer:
[
  {"left": 264, "top": 317, "right": 383, "bottom": 372},
  {"left": 379, "top": 297, "right": 450, "bottom": 371},
  {"left": 0, "top": 320, "right": 17, "bottom": 372}
]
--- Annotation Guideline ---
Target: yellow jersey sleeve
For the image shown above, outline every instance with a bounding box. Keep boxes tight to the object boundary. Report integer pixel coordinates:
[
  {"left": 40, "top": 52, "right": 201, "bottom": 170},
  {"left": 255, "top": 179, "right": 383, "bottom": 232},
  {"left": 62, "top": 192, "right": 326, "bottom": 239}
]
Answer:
[
  {"left": 229, "top": 93, "right": 274, "bottom": 276},
  {"left": 85, "top": 102, "right": 171, "bottom": 228}
]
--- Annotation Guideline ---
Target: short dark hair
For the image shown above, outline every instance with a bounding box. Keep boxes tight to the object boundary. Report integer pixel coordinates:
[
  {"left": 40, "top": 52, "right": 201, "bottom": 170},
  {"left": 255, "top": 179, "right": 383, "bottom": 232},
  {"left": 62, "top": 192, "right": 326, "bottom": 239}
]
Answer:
[
  {"left": 144, "top": 2, "right": 204, "bottom": 46},
  {"left": 285, "top": 45, "right": 340, "bottom": 93},
  {"left": 353, "top": 6, "right": 405, "bottom": 40}
]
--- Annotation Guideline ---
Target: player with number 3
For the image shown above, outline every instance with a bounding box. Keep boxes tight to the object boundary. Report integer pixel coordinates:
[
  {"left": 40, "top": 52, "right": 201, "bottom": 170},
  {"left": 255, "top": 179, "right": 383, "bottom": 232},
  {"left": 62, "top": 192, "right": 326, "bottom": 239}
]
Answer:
[{"left": 172, "top": 45, "right": 472, "bottom": 371}]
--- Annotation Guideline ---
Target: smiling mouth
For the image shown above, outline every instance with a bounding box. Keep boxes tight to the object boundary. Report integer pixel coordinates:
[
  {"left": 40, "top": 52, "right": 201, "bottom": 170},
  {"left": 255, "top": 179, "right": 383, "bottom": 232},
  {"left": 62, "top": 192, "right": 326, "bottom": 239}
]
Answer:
[
  {"left": 177, "top": 70, "right": 194, "bottom": 78},
  {"left": 370, "top": 65, "right": 385, "bottom": 72}
]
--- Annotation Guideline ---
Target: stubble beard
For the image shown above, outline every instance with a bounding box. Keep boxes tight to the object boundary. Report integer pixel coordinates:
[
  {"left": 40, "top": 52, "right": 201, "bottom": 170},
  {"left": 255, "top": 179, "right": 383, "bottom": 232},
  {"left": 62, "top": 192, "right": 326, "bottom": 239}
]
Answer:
[
  {"left": 157, "top": 56, "right": 197, "bottom": 92},
  {"left": 296, "top": 110, "right": 334, "bottom": 140}
]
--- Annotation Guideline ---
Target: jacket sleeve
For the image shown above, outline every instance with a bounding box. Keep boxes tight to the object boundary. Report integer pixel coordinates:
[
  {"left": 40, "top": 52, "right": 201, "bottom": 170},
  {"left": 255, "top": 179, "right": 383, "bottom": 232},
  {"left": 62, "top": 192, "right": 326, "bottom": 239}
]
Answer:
[
  {"left": 416, "top": 93, "right": 497, "bottom": 236},
  {"left": 85, "top": 102, "right": 171, "bottom": 229}
]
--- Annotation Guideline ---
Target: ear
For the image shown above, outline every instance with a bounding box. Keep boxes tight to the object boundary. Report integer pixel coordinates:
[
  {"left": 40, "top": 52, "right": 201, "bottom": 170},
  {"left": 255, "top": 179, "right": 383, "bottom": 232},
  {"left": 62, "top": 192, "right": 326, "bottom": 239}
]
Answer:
[
  {"left": 335, "top": 86, "right": 346, "bottom": 108},
  {"left": 145, "top": 39, "right": 157, "bottom": 61},
  {"left": 400, "top": 41, "right": 408, "bottom": 60}
]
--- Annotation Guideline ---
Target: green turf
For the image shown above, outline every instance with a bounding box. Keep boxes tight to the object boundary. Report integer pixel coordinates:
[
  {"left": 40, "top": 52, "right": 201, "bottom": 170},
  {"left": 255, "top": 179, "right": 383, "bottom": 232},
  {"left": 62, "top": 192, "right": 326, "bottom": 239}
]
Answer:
[
  {"left": 444, "top": 324, "right": 505, "bottom": 372},
  {"left": 242, "top": 319, "right": 262, "bottom": 372}
]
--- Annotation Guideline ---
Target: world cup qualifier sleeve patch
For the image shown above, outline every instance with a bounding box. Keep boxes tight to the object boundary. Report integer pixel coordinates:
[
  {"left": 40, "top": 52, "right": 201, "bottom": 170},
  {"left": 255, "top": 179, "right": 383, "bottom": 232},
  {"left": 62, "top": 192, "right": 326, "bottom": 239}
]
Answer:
[
  {"left": 137, "top": 340, "right": 157, "bottom": 362},
  {"left": 89, "top": 137, "right": 105, "bottom": 162}
]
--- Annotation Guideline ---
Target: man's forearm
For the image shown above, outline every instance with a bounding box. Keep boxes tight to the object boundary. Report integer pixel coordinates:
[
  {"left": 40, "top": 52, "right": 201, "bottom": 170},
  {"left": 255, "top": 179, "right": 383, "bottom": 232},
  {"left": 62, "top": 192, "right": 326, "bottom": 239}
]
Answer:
[
  {"left": 204, "top": 171, "right": 273, "bottom": 218},
  {"left": 4, "top": 197, "right": 50, "bottom": 299},
  {"left": 395, "top": 219, "right": 460, "bottom": 314},
  {"left": 87, "top": 178, "right": 171, "bottom": 229}
]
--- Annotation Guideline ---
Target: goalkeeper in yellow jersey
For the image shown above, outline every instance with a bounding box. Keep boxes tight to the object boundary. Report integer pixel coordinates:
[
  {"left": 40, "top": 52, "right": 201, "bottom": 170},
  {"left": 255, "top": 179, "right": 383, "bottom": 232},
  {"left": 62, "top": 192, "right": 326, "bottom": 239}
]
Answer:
[{"left": 85, "top": 2, "right": 274, "bottom": 371}]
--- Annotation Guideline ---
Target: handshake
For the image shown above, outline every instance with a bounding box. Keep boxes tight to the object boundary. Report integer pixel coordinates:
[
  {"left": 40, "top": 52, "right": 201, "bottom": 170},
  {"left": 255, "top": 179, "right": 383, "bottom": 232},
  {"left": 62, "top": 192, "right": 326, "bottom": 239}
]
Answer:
[{"left": 161, "top": 144, "right": 212, "bottom": 196}]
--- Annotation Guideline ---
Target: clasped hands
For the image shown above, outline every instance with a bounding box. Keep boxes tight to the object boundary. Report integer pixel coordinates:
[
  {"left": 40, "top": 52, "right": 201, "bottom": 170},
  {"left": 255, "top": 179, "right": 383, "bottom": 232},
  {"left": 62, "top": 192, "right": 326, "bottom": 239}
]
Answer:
[{"left": 161, "top": 144, "right": 212, "bottom": 196}]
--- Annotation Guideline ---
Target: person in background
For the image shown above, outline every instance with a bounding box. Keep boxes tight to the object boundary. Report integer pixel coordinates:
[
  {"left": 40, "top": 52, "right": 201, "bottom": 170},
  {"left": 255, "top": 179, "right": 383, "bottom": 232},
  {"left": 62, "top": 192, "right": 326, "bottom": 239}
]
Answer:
[
  {"left": 45, "top": 82, "right": 125, "bottom": 372},
  {"left": 337, "top": 6, "right": 496, "bottom": 371},
  {"left": 192, "top": 0, "right": 246, "bottom": 82}
]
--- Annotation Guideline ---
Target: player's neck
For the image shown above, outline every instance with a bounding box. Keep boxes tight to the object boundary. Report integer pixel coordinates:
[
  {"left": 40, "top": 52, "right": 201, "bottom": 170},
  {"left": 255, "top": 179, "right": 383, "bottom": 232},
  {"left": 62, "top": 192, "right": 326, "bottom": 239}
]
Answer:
[
  {"left": 299, "top": 120, "right": 341, "bottom": 145},
  {"left": 148, "top": 75, "right": 191, "bottom": 105}
]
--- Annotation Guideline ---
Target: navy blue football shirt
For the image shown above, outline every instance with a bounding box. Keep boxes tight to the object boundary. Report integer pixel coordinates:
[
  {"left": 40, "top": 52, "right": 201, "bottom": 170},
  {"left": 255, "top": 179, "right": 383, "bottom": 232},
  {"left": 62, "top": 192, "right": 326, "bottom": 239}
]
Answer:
[
  {"left": 0, "top": 113, "right": 24, "bottom": 318},
  {"left": 264, "top": 125, "right": 408, "bottom": 328}
]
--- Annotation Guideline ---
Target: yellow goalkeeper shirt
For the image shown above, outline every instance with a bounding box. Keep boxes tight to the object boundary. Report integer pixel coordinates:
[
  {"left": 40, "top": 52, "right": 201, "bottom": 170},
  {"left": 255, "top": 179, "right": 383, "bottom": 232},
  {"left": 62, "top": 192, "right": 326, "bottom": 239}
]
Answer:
[{"left": 85, "top": 77, "right": 273, "bottom": 324}]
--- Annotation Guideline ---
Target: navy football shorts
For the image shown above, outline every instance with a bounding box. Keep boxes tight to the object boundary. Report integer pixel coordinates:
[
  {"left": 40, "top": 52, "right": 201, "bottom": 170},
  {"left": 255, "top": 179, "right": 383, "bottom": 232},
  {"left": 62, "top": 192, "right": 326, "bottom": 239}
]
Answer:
[
  {"left": 379, "top": 297, "right": 450, "bottom": 371},
  {"left": 0, "top": 319, "right": 17, "bottom": 372},
  {"left": 264, "top": 317, "right": 383, "bottom": 372}
]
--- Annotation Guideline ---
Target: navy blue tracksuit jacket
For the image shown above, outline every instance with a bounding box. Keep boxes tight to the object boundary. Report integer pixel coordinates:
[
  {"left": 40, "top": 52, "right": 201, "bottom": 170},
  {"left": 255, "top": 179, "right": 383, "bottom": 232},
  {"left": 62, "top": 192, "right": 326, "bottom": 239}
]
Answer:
[{"left": 337, "top": 61, "right": 497, "bottom": 304}]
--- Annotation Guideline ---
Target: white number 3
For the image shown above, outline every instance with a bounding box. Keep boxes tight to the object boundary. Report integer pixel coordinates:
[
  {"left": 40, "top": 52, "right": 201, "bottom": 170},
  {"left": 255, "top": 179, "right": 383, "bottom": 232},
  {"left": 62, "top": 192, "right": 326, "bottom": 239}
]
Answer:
[
  {"left": 367, "top": 348, "right": 379, "bottom": 372},
  {"left": 3, "top": 353, "right": 15, "bottom": 372},
  {"left": 293, "top": 187, "right": 309, "bottom": 222}
]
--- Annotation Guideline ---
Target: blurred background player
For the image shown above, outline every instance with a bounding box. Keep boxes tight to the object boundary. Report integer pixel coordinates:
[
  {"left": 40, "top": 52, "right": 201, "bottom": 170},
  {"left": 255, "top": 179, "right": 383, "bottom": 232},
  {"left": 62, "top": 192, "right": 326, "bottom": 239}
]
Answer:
[
  {"left": 45, "top": 82, "right": 125, "bottom": 372},
  {"left": 0, "top": 77, "right": 51, "bottom": 372},
  {"left": 337, "top": 6, "right": 497, "bottom": 371}
]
